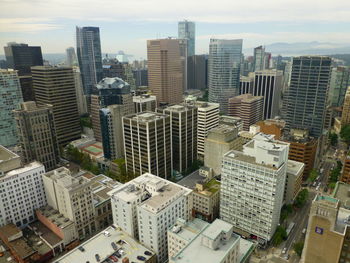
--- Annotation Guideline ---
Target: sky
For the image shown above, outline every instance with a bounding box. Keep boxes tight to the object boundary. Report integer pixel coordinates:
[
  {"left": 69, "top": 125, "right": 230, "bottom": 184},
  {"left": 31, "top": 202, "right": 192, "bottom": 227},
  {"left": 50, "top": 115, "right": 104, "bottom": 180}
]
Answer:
[{"left": 1, "top": 0, "right": 350, "bottom": 59}]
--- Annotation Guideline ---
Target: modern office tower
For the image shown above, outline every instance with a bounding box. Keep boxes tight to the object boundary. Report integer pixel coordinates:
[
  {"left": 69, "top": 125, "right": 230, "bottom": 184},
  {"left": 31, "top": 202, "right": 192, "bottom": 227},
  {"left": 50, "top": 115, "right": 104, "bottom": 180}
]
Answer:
[
  {"left": 204, "top": 124, "right": 243, "bottom": 176},
  {"left": 0, "top": 69, "right": 23, "bottom": 147},
  {"left": 13, "top": 101, "right": 59, "bottom": 171},
  {"left": 282, "top": 129, "right": 317, "bottom": 180},
  {"left": 91, "top": 77, "right": 133, "bottom": 142},
  {"left": 302, "top": 184, "right": 350, "bottom": 263},
  {"left": 66, "top": 47, "right": 78, "bottom": 67},
  {"left": 228, "top": 94, "right": 264, "bottom": 131},
  {"left": 285, "top": 56, "right": 332, "bottom": 138},
  {"left": 0, "top": 146, "right": 46, "bottom": 228},
  {"left": 187, "top": 55, "right": 207, "bottom": 90},
  {"left": 43, "top": 167, "right": 96, "bottom": 237},
  {"left": 329, "top": 66, "right": 350, "bottom": 107},
  {"left": 264, "top": 52, "right": 272, "bottom": 69},
  {"left": 178, "top": 167, "right": 220, "bottom": 222},
  {"left": 208, "top": 39, "right": 242, "bottom": 114},
  {"left": 220, "top": 133, "right": 289, "bottom": 245},
  {"left": 194, "top": 101, "right": 220, "bottom": 160},
  {"left": 73, "top": 67, "right": 88, "bottom": 115},
  {"left": 123, "top": 63, "right": 137, "bottom": 91},
  {"left": 147, "top": 38, "right": 184, "bottom": 105},
  {"left": 256, "top": 119, "right": 286, "bottom": 140},
  {"left": 31, "top": 66, "right": 81, "bottom": 146},
  {"left": 169, "top": 219, "right": 242, "bottom": 263},
  {"left": 109, "top": 173, "right": 192, "bottom": 262},
  {"left": 341, "top": 87, "right": 350, "bottom": 126},
  {"left": 133, "top": 94, "right": 157, "bottom": 113},
  {"left": 76, "top": 26, "right": 103, "bottom": 95},
  {"left": 252, "top": 69, "right": 283, "bottom": 119},
  {"left": 102, "top": 58, "right": 126, "bottom": 79},
  {"left": 239, "top": 74, "right": 254, "bottom": 95},
  {"left": 284, "top": 160, "right": 304, "bottom": 204},
  {"left": 178, "top": 20, "right": 195, "bottom": 57},
  {"left": 253, "top": 46, "right": 266, "bottom": 71},
  {"left": 4, "top": 42, "right": 43, "bottom": 101},
  {"left": 341, "top": 154, "right": 350, "bottom": 183},
  {"left": 158, "top": 105, "right": 197, "bottom": 173},
  {"left": 100, "top": 104, "right": 131, "bottom": 160},
  {"left": 133, "top": 68, "right": 148, "bottom": 87},
  {"left": 123, "top": 112, "right": 172, "bottom": 178}
]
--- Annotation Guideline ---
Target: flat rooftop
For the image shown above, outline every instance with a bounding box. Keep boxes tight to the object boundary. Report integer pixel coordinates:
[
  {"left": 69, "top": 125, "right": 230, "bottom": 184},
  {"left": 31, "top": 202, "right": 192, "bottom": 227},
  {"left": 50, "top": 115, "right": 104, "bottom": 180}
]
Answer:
[
  {"left": 287, "top": 160, "right": 305, "bottom": 176},
  {"left": 0, "top": 145, "right": 19, "bottom": 163},
  {"left": 36, "top": 206, "right": 75, "bottom": 229},
  {"left": 56, "top": 226, "right": 155, "bottom": 263},
  {"left": 29, "top": 221, "right": 62, "bottom": 247},
  {"left": 177, "top": 170, "right": 205, "bottom": 189},
  {"left": 4, "top": 161, "right": 43, "bottom": 178},
  {"left": 169, "top": 218, "right": 209, "bottom": 243},
  {"left": 335, "top": 207, "right": 350, "bottom": 234},
  {"left": 333, "top": 182, "right": 350, "bottom": 209},
  {"left": 126, "top": 111, "right": 168, "bottom": 122}
]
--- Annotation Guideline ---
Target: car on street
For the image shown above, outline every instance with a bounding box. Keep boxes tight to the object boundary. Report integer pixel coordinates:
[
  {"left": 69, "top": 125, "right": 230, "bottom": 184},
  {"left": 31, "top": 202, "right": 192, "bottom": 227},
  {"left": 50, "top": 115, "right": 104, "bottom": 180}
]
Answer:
[{"left": 282, "top": 247, "right": 287, "bottom": 254}]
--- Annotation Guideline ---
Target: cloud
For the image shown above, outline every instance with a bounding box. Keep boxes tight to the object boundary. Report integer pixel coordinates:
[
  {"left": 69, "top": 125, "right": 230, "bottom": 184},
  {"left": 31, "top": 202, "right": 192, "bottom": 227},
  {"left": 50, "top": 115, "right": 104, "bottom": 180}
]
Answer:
[{"left": 0, "top": 18, "right": 62, "bottom": 32}]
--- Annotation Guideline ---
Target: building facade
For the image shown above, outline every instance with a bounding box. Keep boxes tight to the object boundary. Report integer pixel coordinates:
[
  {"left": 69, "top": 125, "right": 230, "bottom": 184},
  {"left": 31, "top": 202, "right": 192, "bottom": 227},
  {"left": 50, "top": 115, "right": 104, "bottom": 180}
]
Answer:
[
  {"left": 0, "top": 69, "right": 23, "bottom": 147},
  {"left": 328, "top": 66, "right": 350, "bottom": 107},
  {"left": 341, "top": 86, "right": 350, "bottom": 126},
  {"left": 123, "top": 112, "right": 172, "bottom": 178},
  {"left": 285, "top": 56, "right": 332, "bottom": 138},
  {"left": 31, "top": 66, "right": 81, "bottom": 146},
  {"left": 76, "top": 26, "right": 103, "bottom": 95},
  {"left": 13, "top": 101, "right": 60, "bottom": 171},
  {"left": 220, "top": 133, "right": 289, "bottom": 245},
  {"left": 208, "top": 39, "right": 242, "bottom": 114},
  {"left": 133, "top": 94, "right": 157, "bottom": 113},
  {"left": 178, "top": 20, "right": 195, "bottom": 57}
]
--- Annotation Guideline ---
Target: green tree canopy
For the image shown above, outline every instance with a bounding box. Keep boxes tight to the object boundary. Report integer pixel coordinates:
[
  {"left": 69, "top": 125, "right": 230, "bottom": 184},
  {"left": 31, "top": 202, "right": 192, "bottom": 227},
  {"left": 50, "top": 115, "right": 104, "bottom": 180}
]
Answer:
[
  {"left": 294, "top": 241, "right": 304, "bottom": 257},
  {"left": 340, "top": 125, "right": 350, "bottom": 145}
]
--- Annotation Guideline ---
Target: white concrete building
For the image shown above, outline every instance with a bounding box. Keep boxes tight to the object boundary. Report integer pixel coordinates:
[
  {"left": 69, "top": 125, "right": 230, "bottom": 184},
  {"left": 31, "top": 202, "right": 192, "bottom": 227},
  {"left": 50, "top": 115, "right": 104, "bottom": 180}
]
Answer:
[
  {"left": 109, "top": 173, "right": 193, "bottom": 263},
  {"left": 0, "top": 146, "right": 46, "bottom": 228},
  {"left": 133, "top": 94, "right": 157, "bottom": 113},
  {"left": 195, "top": 101, "right": 220, "bottom": 160},
  {"left": 220, "top": 133, "right": 289, "bottom": 245},
  {"left": 42, "top": 167, "right": 96, "bottom": 237}
]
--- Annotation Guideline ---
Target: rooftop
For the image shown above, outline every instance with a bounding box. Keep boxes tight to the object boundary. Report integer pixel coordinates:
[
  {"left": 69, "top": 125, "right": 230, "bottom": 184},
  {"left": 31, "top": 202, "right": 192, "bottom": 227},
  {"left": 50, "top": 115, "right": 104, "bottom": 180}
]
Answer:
[
  {"left": 88, "top": 174, "right": 122, "bottom": 205},
  {"left": 28, "top": 221, "right": 62, "bottom": 247},
  {"left": 335, "top": 207, "right": 350, "bottom": 234},
  {"left": 333, "top": 182, "right": 350, "bottom": 209},
  {"left": 36, "top": 206, "right": 75, "bottom": 229},
  {"left": 44, "top": 167, "right": 91, "bottom": 191},
  {"left": 133, "top": 94, "right": 156, "bottom": 102},
  {"left": 56, "top": 225, "right": 155, "bottom": 263},
  {"left": 2, "top": 161, "right": 43, "bottom": 181},
  {"left": 125, "top": 111, "right": 168, "bottom": 122},
  {"left": 96, "top": 77, "right": 130, "bottom": 90},
  {"left": 169, "top": 218, "right": 209, "bottom": 243},
  {"left": 178, "top": 170, "right": 205, "bottom": 189},
  {"left": 0, "top": 145, "right": 20, "bottom": 164},
  {"left": 287, "top": 160, "right": 305, "bottom": 176}
]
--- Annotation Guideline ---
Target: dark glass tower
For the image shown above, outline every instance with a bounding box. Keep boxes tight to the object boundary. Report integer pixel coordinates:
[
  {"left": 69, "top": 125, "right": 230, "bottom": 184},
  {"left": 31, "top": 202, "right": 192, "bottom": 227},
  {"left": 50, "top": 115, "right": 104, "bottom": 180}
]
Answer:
[
  {"left": 76, "top": 27, "right": 103, "bottom": 95},
  {"left": 285, "top": 56, "right": 332, "bottom": 138},
  {"left": 4, "top": 42, "right": 43, "bottom": 101}
]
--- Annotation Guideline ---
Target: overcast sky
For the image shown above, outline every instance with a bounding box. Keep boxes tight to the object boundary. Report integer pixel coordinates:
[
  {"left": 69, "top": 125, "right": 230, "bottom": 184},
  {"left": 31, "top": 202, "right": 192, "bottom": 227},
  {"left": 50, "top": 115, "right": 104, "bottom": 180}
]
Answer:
[{"left": 1, "top": 0, "right": 350, "bottom": 59}]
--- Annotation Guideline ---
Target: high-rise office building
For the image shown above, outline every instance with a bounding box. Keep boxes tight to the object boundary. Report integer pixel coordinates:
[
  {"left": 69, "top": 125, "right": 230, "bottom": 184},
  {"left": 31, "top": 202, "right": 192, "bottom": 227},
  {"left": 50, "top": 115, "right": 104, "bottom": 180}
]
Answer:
[
  {"left": 285, "top": 56, "right": 332, "bottom": 138},
  {"left": 133, "top": 68, "right": 148, "bottom": 88},
  {"left": 178, "top": 20, "right": 195, "bottom": 57},
  {"left": 4, "top": 42, "right": 43, "bottom": 101},
  {"left": 187, "top": 55, "right": 207, "bottom": 90},
  {"left": 73, "top": 67, "right": 88, "bottom": 115},
  {"left": 341, "top": 87, "right": 350, "bottom": 126},
  {"left": 109, "top": 173, "right": 193, "bottom": 263},
  {"left": 13, "top": 101, "right": 60, "bottom": 171},
  {"left": 123, "top": 112, "right": 172, "bottom": 178},
  {"left": 31, "top": 66, "right": 81, "bottom": 146},
  {"left": 43, "top": 167, "right": 96, "bottom": 237},
  {"left": 208, "top": 39, "right": 242, "bottom": 113},
  {"left": 91, "top": 77, "right": 133, "bottom": 142},
  {"left": 158, "top": 105, "right": 197, "bottom": 173},
  {"left": 228, "top": 94, "right": 264, "bottom": 131},
  {"left": 133, "top": 94, "right": 157, "bottom": 113},
  {"left": 66, "top": 47, "right": 78, "bottom": 67},
  {"left": 328, "top": 66, "right": 350, "bottom": 107},
  {"left": 252, "top": 69, "right": 283, "bottom": 119},
  {"left": 194, "top": 101, "right": 220, "bottom": 160},
  {"left": 0, "top": 146, "right": 46, "bottom": 228},
  {"left": 220, "top": 133, "right": 289, "bottom": 245},
  {"left": 239, "top": 74, "right": 254, "bottom": 95},
  {"left": 253, "top": 46, "right": 265, "bottom": 72},
  {"left": 147, "top": 39, "right": 184, "bottom": 105},
  {"left": 76, "top": 26, "right": 103, "bottom": 95},
  {"left": 0, "top": 69, "right": 23, "bottom": 147}
]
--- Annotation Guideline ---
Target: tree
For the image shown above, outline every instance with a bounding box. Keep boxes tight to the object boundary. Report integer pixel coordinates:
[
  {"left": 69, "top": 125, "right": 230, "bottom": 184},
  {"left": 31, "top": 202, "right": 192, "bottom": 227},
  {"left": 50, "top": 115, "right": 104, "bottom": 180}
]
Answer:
[
  {"left": 294, "top": 241, "right": 304, "bottom": 257},
  {"left": 308, "top": 169, "right": 318, "bottom": 183},
  {"left": 329, "top": 132, "right": 338, "bottom": 146},
  {"left": 340, "top": 124, "right": 350, "bottom": 145},
  {"left": 294, "top": 189, "right": 309, "bottom": 208},
  {"left": 272, "top": 226, "right": 287, "bottom": 246},
  {"left": 280, "top": 204, "right": 293, "bottom": 223}
]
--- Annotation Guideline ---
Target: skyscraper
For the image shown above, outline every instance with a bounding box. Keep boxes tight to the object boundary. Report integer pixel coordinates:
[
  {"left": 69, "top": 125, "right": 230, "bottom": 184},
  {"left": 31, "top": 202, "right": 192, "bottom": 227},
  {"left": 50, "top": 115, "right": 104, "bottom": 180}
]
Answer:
[
  {"left": 31, "top": 66, "right": 81, "bottom": 146},
  {"left": 123, "top": 112, "right": 172, "bottom": 178},
  {"left": 252, "top": 69, "right": 283, "bottom": 119},
  {"left": 178, "top": 20, "right": 195, "bottom": 57},
  {"left": 158, "top": 105, "right": 197, "bottom": 173},
  {"left": 328, "top": 66, "right": 350, "bottom": 107},
  {"left": 285, "top": 56, "right": 332, "bottom": 138},
  {"left": 4, "top": 42, "right": 43, "bottom": 101},
  {"left": 220, "top": 133, "right": 289, "bottom": 245},
  {"left": 187, "top": 55, "right": 207, "bottom": 90},
  {"left": 208, "top": 39, "right": 242, "bottom": 113},
  {"left": 147, "top": 38, "right": 184, "bottom": 105},
  {"left": 341, "top": 87, "right": 350, "bottom": 126},
  {"left": 0, "top": 69, "right": 23, "bottom": 147},
  {"left": 66, "top": 47, "right": 78, "bottom": 67},
  {"left": 76, "top": 26, "right": 103, "bottom": 95},
  {"left": 253, "top": 45, "right": 265, "bottom": 71},
  {"left": 13, "top": 101, "right": 60, "bottom": 171}
]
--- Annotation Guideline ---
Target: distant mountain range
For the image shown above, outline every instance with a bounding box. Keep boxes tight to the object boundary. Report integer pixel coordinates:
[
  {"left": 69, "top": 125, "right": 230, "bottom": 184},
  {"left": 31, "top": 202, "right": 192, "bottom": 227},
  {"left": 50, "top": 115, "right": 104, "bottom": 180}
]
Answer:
[{"left": 244, "top": 41, "right": 350, "bottom": 56}]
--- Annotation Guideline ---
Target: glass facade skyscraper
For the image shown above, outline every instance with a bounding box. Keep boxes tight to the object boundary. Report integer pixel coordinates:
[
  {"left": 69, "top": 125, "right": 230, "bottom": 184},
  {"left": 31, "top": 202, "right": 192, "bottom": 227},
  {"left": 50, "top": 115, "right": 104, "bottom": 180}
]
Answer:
[
  {"left": 178, "top": 20, "right": 195, "bottom": 57},
  {"left": 0, "top": 69, "right": 23, "bottom": 147},
  {"left": 285, "top": 56, "right": 332, "bottom": 138},
  {"left": 208, "top": 39, "right": 242, "bottom": 113},
  {"left": 76, "top": 26, "right": 103, "bottom": 95},
  {"left": 328, "top": 66, "right": 350, "bottom": 107}
]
